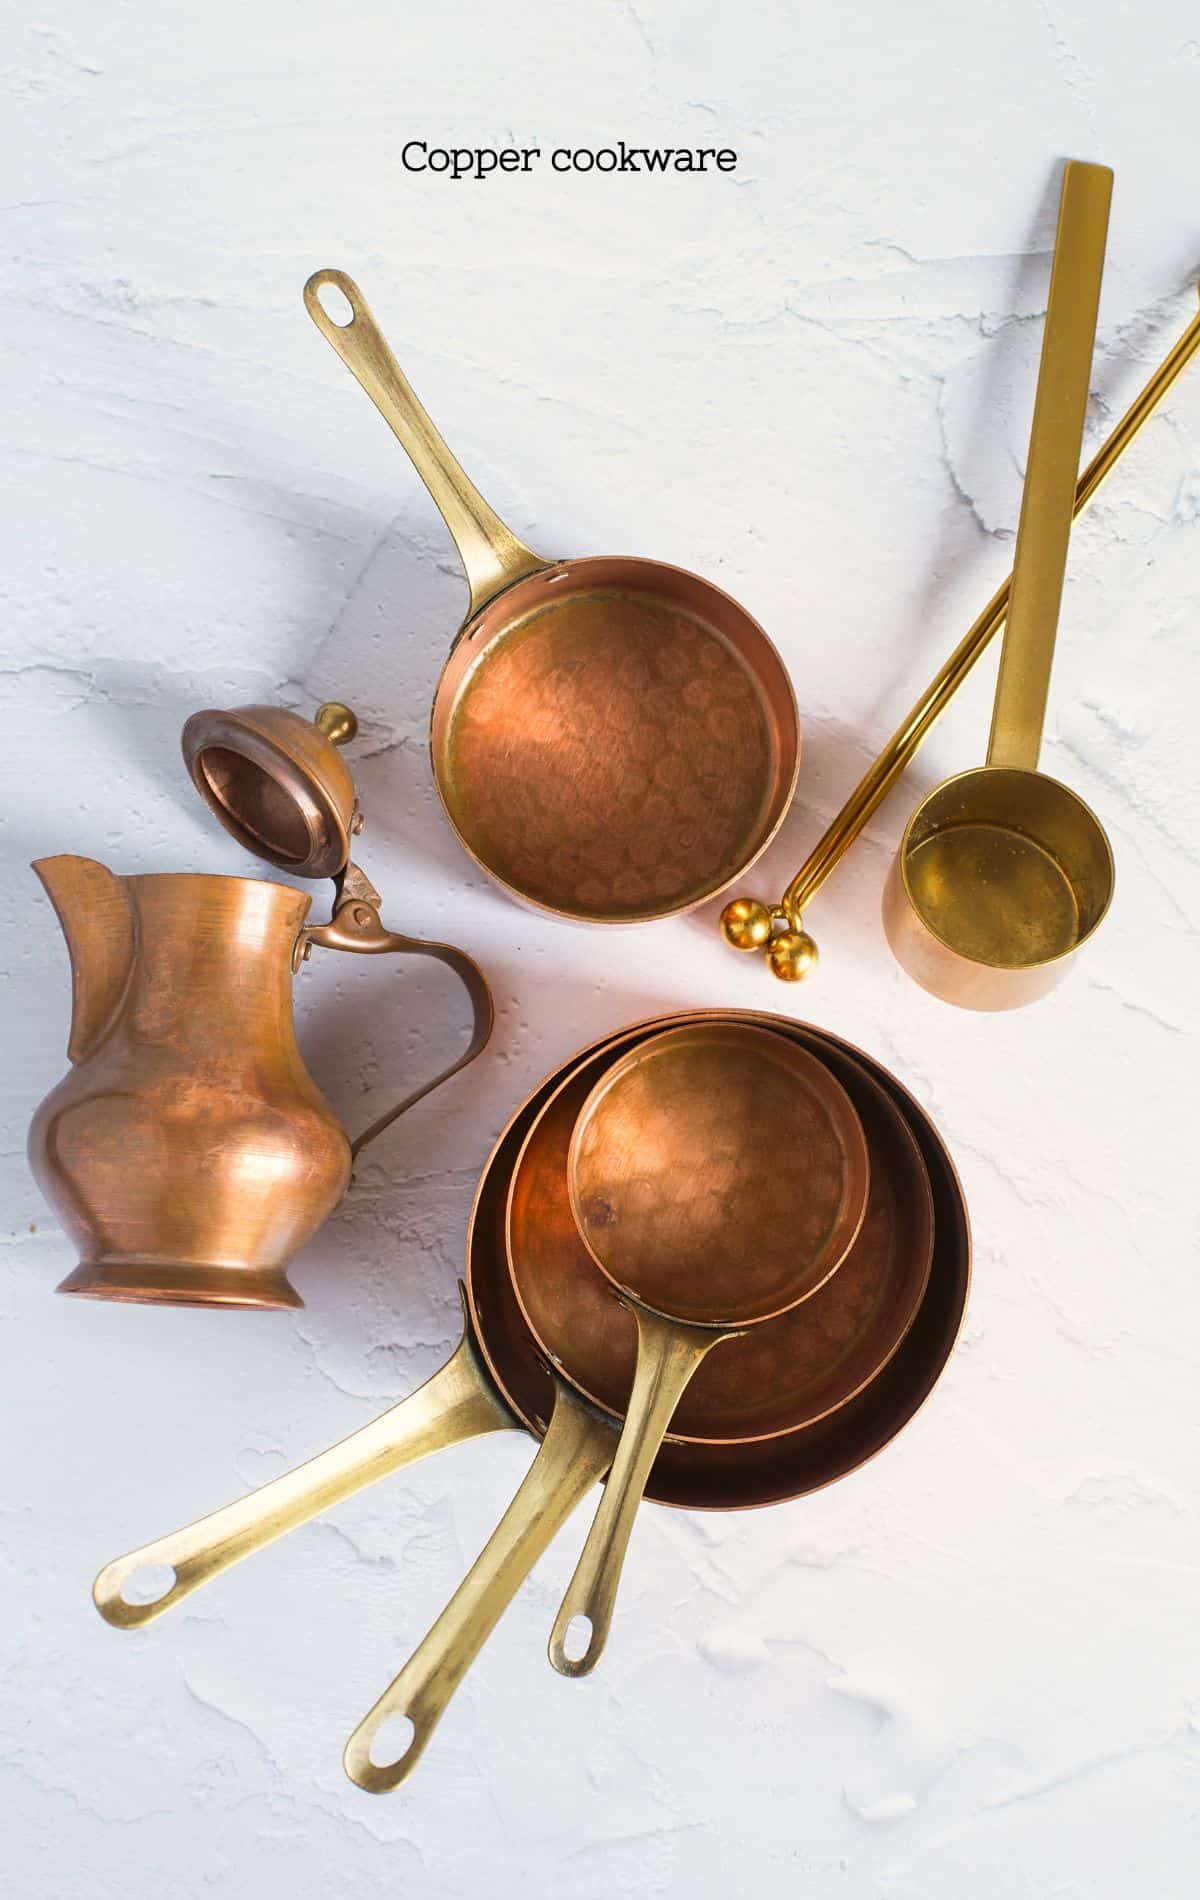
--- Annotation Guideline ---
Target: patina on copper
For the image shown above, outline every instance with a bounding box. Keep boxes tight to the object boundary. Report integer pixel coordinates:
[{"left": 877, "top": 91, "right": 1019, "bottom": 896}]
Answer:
[{"left": 305, "top": 271, "right": 800, "bottom": 923}]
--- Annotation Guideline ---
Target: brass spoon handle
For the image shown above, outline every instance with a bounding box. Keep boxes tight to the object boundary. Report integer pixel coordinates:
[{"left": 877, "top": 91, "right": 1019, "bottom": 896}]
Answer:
[
  {"left": 92, "top": 1303, "right": 511, "bottom": 1630},
  {"left": 345, "top": 1385, "right": 616, "bottom": 1792},
  {"left": 987, "top": 161, "right": 1111, "bottom": 770},
  {"left": 548, "top": 1307, "right": 730, "bottom": 1678},
  {"left": 733, "top": 282, "right": 1200, "bottom": 955},
  {"left": 304, "top": 269, "right": 546, "bottom": 619}
]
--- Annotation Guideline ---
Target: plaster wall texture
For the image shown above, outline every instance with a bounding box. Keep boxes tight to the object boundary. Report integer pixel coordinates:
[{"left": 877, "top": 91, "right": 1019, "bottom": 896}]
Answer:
[{"left": 2, "top": 4, "right": 1198, "bottom": 1896}]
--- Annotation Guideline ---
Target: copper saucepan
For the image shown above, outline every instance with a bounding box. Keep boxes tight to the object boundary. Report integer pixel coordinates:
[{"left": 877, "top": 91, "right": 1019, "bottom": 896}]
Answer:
[
  {"left": 545, "top": 1021, "right": 872, "bottom": 1676},
  {"left": 304, "top": 272, "right": 800, "bottom": 923},
  {"left": 884, "top": 161, "right": 1116, "bottom": 1008},
  {"left": 507, "top": 1034, "right": 934, "bottom": 1444},
  {"left": 94, "top": 1014, "right": 968, "bottom": 1785}
]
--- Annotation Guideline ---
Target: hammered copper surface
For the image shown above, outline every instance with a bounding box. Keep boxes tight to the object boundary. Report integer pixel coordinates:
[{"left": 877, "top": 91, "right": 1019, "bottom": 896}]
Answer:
[
  {"left": 468, "top": 1009, "right": 970, "bottom": 1511},
  {"left": 568, "top": 1022, "right": 868, "bottom": 1324},
  {"left": 508, "top": 1034, "right": 932, "bottom": 1440},
  {"left": 306, "top": 274, "right": 801, "bottom": 924},
  {"left": 440, "top": 579, "right": 779, "bottom": 919}
]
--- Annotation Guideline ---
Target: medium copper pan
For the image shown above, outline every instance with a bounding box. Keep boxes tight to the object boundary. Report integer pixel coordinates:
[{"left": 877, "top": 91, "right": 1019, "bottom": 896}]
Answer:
[
  {"left": 304, "top": 272, "right": 800, "bottom": 923},
  {"left": 507, "top": 1031, "right": 933, "bottom": 1443}
]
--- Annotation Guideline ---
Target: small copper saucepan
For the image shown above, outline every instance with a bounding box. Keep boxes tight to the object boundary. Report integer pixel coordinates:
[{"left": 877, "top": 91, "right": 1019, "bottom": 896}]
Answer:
[
  {"left": 304, "top": 271, "right": 800, "bottom": 923},
  {"left": 546, "top": 1021, "right": 871, "bottom": 1675}
]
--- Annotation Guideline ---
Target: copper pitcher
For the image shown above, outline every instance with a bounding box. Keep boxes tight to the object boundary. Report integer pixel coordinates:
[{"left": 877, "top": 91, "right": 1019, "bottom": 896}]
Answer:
[{"left": 29, "top": 704, "right": 492, "bottom": 1310}]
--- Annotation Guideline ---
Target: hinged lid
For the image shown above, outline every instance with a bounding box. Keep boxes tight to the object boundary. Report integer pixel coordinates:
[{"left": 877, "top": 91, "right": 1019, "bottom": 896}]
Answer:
[{"left": 181, "top": 702, "right": 361, "bottom": 880}]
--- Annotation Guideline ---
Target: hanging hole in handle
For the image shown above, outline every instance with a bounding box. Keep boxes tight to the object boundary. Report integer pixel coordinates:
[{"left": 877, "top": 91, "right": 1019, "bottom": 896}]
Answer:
[
  {"left": 121, "top": 1561, "right": 176, "bottom": 1607},
  {"left": 317, "top": 281, "right": 355, "bottom": 328},
  {"left": 562, "top": 1615, "right": 593, "bottom": 1663},
  {"left": 368, "top": 1713, "right": 416, "bottom": 1768}
]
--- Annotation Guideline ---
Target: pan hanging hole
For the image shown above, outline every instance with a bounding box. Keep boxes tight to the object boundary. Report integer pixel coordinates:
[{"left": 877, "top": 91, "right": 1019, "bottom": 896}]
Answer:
[
  {"left": 562, "top": 1615, "right": 593, "bottom": 1663},
  {"left": 122, "top": 1562, "right": 175, "bottom": 1606},
  {"left": 369, "top": 1714, "right": 415, "bottom": 1767},
  {"left": 318, "top": 283, "right": 355, "bottom": 328}
]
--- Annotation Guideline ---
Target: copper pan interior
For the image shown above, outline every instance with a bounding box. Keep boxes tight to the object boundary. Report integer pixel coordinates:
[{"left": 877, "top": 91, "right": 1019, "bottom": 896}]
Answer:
[
  {"left": 567, "top": 1021, "right": 871, "bottom": 1327},
  {"left": 467, "top": 1011, "right": 970, "bottom": 1511},
  {"left": 431, "top": 558, "right": 800, "bottom": 923},
  {"left": 508, "top": 1024, "right": 933, "bottom": 1442}
]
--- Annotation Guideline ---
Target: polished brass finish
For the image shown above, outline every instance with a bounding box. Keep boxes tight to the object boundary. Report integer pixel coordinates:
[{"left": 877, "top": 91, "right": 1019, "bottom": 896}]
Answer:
[
  {"left": 315, "top": 700, "right": 359, "bottom": 747},
  {"left": 94, "top": 1302, "right": 510, "bottom": 1626},
  {"left": 549, "top": 1021, "right": 870, "bottom": 1675},
  {"left": 33, "top": 703, "right": 492, "bottom": 1307},
  {"left": 766, "top": 926, "right": 820, "bottom": 983},
  {"left": 94, "top": 1011, "right": 968, "bottom": 1786},
  {"left": 344, "top": 1381, "right": 618, "bottom": 1792},
  {"left": 724, "top": 274, "right": 1200, "bottom": 976},
  {"left": 507, "top": 1033, "right": 933, "bottom": 1443},
  {"left": 305, "top": 270, "right": 801, "bottom": 923},
  {"left": 885, "top": 161, "right": 1116, "bottom": 1009}
]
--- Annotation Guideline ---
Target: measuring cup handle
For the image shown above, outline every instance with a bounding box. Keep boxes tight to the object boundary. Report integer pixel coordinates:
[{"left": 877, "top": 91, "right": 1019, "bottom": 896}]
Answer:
[
  {"left": 304, "top": 269, "right": 547, "bottom": 619},
  {"left": 93, "top": 1295, "right": 511, "bottom": 1630},
  {"left": 344, "top": 1383, "right": 616, "bottom": 1792},
  {"left": 301, "top": 869, "right": 494, "bottom": 1162}
]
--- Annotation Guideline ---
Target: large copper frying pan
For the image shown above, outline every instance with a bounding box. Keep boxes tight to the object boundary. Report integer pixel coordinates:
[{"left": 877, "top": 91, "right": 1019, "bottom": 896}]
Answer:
[
  {"left": 93, "top": 1014, "right": 968, "bottom": 1782},
  {"left": 304, "top": 273, "right": 800, "bottom": 923}
]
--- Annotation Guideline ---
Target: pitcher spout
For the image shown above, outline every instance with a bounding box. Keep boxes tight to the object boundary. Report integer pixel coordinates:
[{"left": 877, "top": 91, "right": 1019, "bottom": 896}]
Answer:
[{"left": 33, "top": 856, "right": 135, "bottom": 1065}]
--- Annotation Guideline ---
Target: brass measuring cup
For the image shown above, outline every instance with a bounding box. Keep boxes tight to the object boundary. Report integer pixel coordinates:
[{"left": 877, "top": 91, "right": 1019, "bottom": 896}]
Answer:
[
  {"left": 547, "top": 1021, "right": 869, "bottom": 1675},
  {"left": 883, "top": 161, "right": 1116, "bottom": 1010}
]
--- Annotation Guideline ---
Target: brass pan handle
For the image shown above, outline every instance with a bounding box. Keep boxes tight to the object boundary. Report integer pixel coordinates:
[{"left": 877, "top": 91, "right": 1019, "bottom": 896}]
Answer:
[
  {"left": 299, "top": 865, "right": 494, "bottom": 1162},
  {"left": 345, "top": 1382, "right": 616, "bottom": 1792},
  {"left": 548, "top": 1308, "right": 728, "bottom": 1678},
  {"left": 304, "top": 269, "right": 547, "bottom": 620},
  {"left": 93, "top": 1295, "right": 512, "bottom": 1630}
]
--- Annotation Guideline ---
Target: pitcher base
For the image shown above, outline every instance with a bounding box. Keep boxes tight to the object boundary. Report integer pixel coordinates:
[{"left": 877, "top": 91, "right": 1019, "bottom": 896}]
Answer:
[{"left": 56, "top": 1259, "right": 304, "bottom": 1310}]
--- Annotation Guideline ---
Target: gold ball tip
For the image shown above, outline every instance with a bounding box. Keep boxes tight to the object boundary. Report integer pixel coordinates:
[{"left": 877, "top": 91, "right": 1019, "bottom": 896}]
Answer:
[
  {"left": 767, "top": 929, "right": 819, "bottom": 983},
  {"left": 316, "top": 701, "right": 358, "bottom": 747},
  {"left": 720, "top": 897, "right": 773, "bottom": 952}
]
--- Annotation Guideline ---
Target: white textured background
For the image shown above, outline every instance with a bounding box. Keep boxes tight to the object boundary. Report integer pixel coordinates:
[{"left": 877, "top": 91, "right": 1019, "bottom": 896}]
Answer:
[{"left": 3, "top": 3, "right": 1198, "bottom": 1894}]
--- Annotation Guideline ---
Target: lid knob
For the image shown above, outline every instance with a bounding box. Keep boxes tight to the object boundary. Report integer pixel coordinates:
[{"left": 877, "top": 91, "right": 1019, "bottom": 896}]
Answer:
[{"left": 316, "top": 702, "right": 359, "bottom": 747}]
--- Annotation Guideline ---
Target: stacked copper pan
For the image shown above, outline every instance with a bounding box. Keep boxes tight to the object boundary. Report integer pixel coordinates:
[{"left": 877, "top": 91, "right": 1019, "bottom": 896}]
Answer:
[{"left": 94, "top": 1009, "right": 970, "bottom": 1788}]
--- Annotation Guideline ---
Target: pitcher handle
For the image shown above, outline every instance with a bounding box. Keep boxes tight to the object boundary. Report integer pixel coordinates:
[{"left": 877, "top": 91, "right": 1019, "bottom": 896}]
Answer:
[{"left": 300, "top": 865, "right": 494, "bottom": 1161}]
